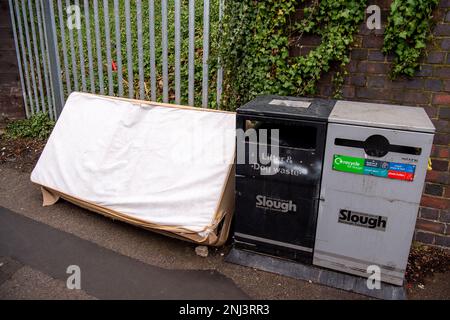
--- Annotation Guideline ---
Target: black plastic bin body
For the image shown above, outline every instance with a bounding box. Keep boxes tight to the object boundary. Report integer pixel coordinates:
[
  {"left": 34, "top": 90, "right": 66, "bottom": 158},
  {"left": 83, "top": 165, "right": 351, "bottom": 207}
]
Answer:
[{"left": 234, "top": 96, "right": 335, "bottom": 263}]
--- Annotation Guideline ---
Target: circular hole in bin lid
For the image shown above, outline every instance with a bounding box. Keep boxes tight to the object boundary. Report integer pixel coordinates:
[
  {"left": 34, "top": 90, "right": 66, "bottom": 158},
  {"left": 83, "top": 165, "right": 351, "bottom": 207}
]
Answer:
[{"left": 364, "top": 135, "right": 390, "bottom": 157}]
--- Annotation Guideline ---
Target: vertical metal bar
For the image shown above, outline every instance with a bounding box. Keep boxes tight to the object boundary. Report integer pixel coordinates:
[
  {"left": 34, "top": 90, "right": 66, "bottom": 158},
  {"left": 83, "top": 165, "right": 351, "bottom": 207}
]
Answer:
[
  {"left": 137, "top": 0, "right": 144, "bottom": 100},
  {"left": 113, "top": 0, "right": 123, "bottom": 96},
  {"left": 75, "top": 0, "right": 86, "bottom": 92},
  {"left": 93, "top": 0, "right": 104, "bottom": 94},
  {"left": 202, "top": 0, "right": 210, "bottom": 108},
  {"left": 161, "top": 0, "right": 168, "bottom": 103},
  {"left": 14, "top": 1, "right": 33, "bottom": 115},
  {"left": 40, "top": 0, "right": 57, "bottom": 119},
  {"left": 174, "top": 0, "right": 181, "bottom": 104},
  {"left": 15, "top": 1, "right": 33, "bottom": 115},
  {"left": 15, "top": 1, "right": 34, "bottom": 117},
  {"left": 216, "top": 0, "right": 224, "bottom": 109},
  {"left": 66, "top": 0, "right": 79, "bottom": 91},
  {"left": 22, "top": 0, "right": 39, "bottom": 112},
  {"left": 57, "top": 0, "right": 71, "bottom": 95},
  {"left": 28, "top": 0, "right": 45, "bottom": 112},
  {"left": 103, "top": 0, "right": 113, "bottom": 96},
  {"left": 188, "top": 0, "right": 195, "bottom": 106},
  {"left": 149, "top": 0, "right": 156, "bottom": 101},
  {"left": 36, "top": 0, "right": 53, "bottom": 116},
  {"left": 84, "top": 0, "right": 95, "bottom": 93},
  {"left": 125, "top": 0, "right": 133, "bottom": 98},
  {"left": 8, "top": 0, "right": 29, "bottom": 117},
  {"left": 43, "top": 0, "right": 65, "bottom": 117}
]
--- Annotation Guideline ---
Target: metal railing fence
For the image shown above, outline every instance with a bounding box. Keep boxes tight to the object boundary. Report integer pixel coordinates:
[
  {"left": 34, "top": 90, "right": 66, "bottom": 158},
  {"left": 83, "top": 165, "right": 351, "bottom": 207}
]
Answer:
[{"left": 9, "top": 0, "right": 224, "bottom": 119}]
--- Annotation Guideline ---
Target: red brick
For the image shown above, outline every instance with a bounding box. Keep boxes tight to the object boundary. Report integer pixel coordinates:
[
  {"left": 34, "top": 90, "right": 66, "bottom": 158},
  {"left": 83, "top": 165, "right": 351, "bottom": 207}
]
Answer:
[
  {"left": 319, "top": 85, "right": 332, "bottom": 97},
  {"left": 432, "top": 119, "right": 450, "bottom": 133},
  {"left": 416, "top": 218, "right": 446, "bottom": 233},
  {"left": 431, "top": 146, "right": 450, "bottom": 159},
  {"left": 349, "top": 75, "right": 366, "bottom": 86},
  {"left": 425, "top": 183, "right": 444, "bottom": 196},
  {"left": 438, "top": 148, "right": 450, "bottom": 159},
  {"left": 403, "top": 91, "right": 430, "bottom": 105},
  {"left": 376, "top": 1, "right": 392, "bottom": 10},
  {"left": 433, "top": 133, "right": 450, "bottom": 145},
  {"left": 435, "top": 235, "right": 450, "bottom": 247},
  {"left": 433, "top": 93, "right": 450, "bottom": 105},
  {"left": 385, "top": 53, "right": 395, "bottom": 63},
  {"left": 289, "top": 47, "right": 301, "bottom": 57},
  {"left": 363, "top": 36, "right": 384, "bottom": 48},
  {"left": 415, "top": 231, "right": 435, "bottom": 245},
  {"left": 444, "top": 80, "right": 450, "bottom": 91},
  {"left": 423, "top": 106, "right": 438, "bottom": 119},
  {"left": 433, "top": 67, "right": 450, "bottom": 79},
  {"left": 367, "top": 76, "right": 386, "bottom": 88},
  {"left": 424, "top": 79, "right": 443, "bottom": 91},
  {"left": 420, "top": 195, "right": 450, "bottom": 210},
  {"left": 439, "top": 107, "right": 450, "bottom": 120},
  {"left": 427, "top": 52, "right": 446, "bottom": 64},
  {"left": 441, "top": 38, "right": 450, "bottom": 50},
  {"left": 342, "top": 85, "right": 355, "bottom": 99},
  {"left": 438, "top": 1, "right": 450, "bottom": 9},
  {"left": 434, "top": 24, "right": 450, "bottom": 36},
  {"left": 298, "top": 35, "right": 321, "bottom": 46},
  {"left": 404, "top": 79, "right": 424, "bottom": 89},
  {"left": 419, "top": 207, "right": 440, "bottom": 220},
  {"left": 445, "top": 188, "right": 450, "bottom": 198},
  {"left": 350, "top": 49, "right": 368, "bottom": 60},
  {"left": 299, "top": 46, "right": 314, "bottom": 56},
  {"left": 367, "top": 63, "right": 390, "bottom": 74},
  {"left": 367, "top": 50, "right": 385, "bottom": 61},
  {"left": 441, "top": 210, "right": 450, "bottom": 223},
  {"left": 417, "top": 65, "right": 433, "bottom": 77},
  {"left": 426, "top": 171, "right": 450, "bottom": 184},
  {"left": 390, "top": 89, "right": 406, "bottom": 102},
  {"left": 347, "top": 61, "right": 358, "bottom": 73},
  {"left": 432, "top": 159, "right": 449, "bottom": 171}
]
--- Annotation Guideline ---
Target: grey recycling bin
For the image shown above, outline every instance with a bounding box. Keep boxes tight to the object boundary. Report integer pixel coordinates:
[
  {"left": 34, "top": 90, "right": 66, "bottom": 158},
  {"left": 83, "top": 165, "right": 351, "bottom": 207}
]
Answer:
[{"left": 313, "top": 101, "right": 435, "bottom": 286}]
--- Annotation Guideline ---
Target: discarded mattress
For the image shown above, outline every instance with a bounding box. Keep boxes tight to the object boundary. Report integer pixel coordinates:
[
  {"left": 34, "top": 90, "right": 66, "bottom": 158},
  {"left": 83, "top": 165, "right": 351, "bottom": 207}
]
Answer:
[{"left": 31, "top": 92, "right": 236, "bottom": 246}]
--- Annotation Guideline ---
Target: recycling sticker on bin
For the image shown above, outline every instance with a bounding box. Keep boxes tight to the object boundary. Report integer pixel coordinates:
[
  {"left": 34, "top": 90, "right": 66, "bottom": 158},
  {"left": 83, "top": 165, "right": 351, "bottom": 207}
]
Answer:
[{"left": 332, "top": 154, "right": 415, "bottom": 181}]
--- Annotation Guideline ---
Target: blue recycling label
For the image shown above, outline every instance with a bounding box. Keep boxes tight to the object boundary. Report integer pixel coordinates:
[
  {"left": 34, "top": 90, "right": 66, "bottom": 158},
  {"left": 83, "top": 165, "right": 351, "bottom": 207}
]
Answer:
[
  {"left": 388, "top": 162, "right": 415, "bottom": 173},
  {"left": 364, "top": 159, "right": 389, "bottom": 169},
  {"left": 363, "top": 166, "right": 388, "bottom": 177}
]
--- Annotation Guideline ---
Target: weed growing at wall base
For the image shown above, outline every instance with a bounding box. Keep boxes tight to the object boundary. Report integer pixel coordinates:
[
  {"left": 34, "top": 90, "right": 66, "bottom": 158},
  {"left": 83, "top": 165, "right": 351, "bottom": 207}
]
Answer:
[{"left": 5, "top": 112, "right": 55, "bottom": 140}]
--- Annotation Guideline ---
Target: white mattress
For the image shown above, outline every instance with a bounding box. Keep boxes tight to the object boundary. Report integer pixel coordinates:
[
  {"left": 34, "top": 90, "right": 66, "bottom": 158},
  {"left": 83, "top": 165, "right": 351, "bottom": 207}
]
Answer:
[{"left": 31, "top": 92, "right": 236, "bottom": 235}]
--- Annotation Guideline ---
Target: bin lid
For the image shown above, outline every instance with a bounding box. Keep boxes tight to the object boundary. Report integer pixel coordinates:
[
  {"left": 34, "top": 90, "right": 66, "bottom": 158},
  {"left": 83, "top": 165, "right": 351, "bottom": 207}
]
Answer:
[
  {"left": 237, "top": 95, "right": 335, "bottom": 122},
  {"left": 329, "top": 100, "right": 435, "bottom": 133}
]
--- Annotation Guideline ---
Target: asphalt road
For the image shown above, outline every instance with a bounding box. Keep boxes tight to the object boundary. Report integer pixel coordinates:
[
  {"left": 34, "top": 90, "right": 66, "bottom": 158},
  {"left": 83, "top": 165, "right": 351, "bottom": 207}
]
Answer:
[{"left": 0, "top": 166, "right": 447, "bottom": 299}]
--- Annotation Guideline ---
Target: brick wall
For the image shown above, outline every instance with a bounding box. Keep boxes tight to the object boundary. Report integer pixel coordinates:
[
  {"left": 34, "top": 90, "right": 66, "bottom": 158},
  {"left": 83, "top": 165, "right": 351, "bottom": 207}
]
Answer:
[
  {"left": 0, "top": 0, "right": 25, "bottom": 121},
  {"left": 292, "top": 0, "right": 450, "bottom": 248}
]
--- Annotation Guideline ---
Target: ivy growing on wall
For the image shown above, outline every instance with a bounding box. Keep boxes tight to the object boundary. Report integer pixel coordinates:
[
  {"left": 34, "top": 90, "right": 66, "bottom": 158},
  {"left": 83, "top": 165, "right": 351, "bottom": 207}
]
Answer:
[
  {"left": 383, "top": 0, "right": 440, "bottom": 78},
  {"left": 220, "top": 1, "right": 439, "bottom": 109},
  {"left": 221, "top": 0, "right": 367, "bottom": 109}
]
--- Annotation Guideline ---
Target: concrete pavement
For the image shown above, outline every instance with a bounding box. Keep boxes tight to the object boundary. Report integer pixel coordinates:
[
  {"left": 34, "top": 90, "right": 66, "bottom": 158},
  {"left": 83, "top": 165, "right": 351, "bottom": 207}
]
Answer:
[
  {"left": 2, "top": 165, "right": 447, "bottom": 299},
  {"left": 0, "top": 166, "right": 369, "bottom": 299}
]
